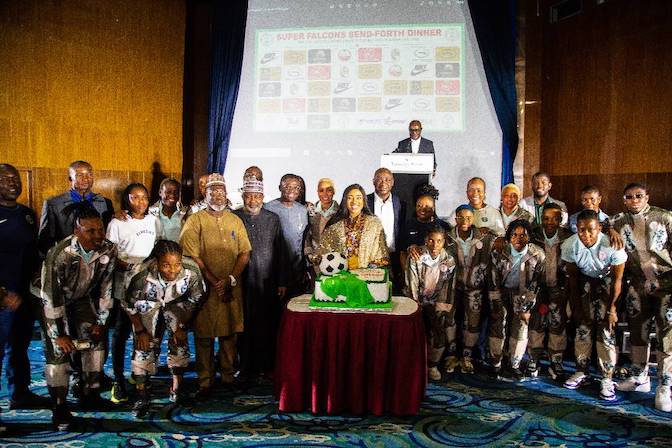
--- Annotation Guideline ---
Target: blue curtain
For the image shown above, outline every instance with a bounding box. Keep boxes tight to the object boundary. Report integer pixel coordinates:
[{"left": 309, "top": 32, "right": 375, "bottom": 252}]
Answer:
[
  {"left": 208, "top": 0, "right": 248, "bottom": 173},
  {"left": 468, "top": 0, "right": 518, "bottom": 185}
]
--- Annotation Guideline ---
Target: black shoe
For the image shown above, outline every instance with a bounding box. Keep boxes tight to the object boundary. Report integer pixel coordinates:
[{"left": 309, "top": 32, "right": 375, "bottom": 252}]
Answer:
[
  {"left": 194, "top": 387, "right": 211, "bottom": 402},
  {"left": 79, "top": 394, "right": 114, "bottom": 411},
  {"left": 52, "top": 404, "right": 73, "bottom": 431},
  {"left": 10, "top": 391, "right": 52, "bottom": 410},
  {"left": 100, "top": 373, "right": 114, "bottom": 391},
  {"left": 489, "top": 365, "right": 502, "bottom": 380},
  {"left": 169, "top": 388, "right": 185, "bottom": 405},
  {"left": 507, "top": 365, "right": 526, "bottom": 382},
  {"left": 526, "top": 360, "right": 539, "bottom": 379},
  {"left": 132, "top": 397, "right": 151, "bottom": 418}
]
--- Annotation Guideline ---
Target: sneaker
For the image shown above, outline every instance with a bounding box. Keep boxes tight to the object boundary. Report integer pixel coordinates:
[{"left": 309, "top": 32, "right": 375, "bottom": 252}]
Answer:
[
  {"left": 655, "top": 385, "right": 672, "bottom": 412},
  {"left": 600, "top": 378, "right": 617, "bottom": 401},
  {"left": 52, "top": 404, "right": 73, "bottom": 431},
  {"left": 526, "top": 360, "right": 539, "bottom": 379},
  {"left": 564, "top": 371, "right": 589, "bottom": 389},
  {"left": 132, "top": 397, "right": 151, "bottom": 418},
  {"left": 169, "top": 388, "right": 185, "bottom": 405},
  {"left": 507, "top": 365, "right": 525, "bottom": 382},
  {"left": 428, "top": 367, "right": 442, "bottom": 381},
  {"left": 444, "top": 356, "right": 459, "bottom": 374},
  {"left": 616, "top": 373, "right": 651, "bottom": 392},
  {"left": 110, "top": 382, "right": 128, "bottom": 403},
  {"left": 489, "top": 365, "right": 502, "bottom": 380},
  {"left": 548, "top": 361, "right": 566, "bottom": 381},
  {"left": 460, "top": 357, "right": 475, "bottom": 374}
]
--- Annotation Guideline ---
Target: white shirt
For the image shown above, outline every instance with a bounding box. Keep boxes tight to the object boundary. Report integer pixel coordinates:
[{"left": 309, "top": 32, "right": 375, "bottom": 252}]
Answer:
[
  {"left": 411, "top": 137, "right": 421, "bottom": 154},
  {"left": 561, "top": 232, "right": 627, "bottom": 278},
  {"left": 374, "top": 193, "right": 396, "bottom": 252}
]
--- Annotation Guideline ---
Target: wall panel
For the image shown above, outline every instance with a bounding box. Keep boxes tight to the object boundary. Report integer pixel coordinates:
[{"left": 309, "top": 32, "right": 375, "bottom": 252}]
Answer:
[{"left": 0, "top": 0, "right": 185, "bottom": 215}]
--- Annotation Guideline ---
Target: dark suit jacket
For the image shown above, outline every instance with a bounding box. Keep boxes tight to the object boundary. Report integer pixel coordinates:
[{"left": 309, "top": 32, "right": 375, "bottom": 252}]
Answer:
[
  {"left": 38, "top": 191, "right": 114, "bottom": 257},
  {"left": 366, "top": 192, "right": 406, "bottom": 250},
  {"left": 394, "top": 137, "right": 436, "bottom": 170}
]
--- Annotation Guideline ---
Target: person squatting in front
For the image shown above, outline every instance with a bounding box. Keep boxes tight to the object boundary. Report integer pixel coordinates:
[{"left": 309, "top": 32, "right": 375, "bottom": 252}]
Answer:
[
  {"left": 124, "top": 240, "right": 205, "bottom": 417},
  {"left": 39, "top": 207, "right": 117, "bottom": 430},
  {"left": 405, "top": 225, "right": 457, "bottom": 381},
  {"left": 561, "top": 209, "right": 627, "bottom": 401},
  {"left": 488, "top": 219, "right": 545, "bottom": 381}
]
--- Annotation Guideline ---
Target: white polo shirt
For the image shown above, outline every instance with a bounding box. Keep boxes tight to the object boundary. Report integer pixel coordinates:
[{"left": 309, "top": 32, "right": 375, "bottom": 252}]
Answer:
[{"left": 374, "top": 193, "right": 396, "bottom": 252}]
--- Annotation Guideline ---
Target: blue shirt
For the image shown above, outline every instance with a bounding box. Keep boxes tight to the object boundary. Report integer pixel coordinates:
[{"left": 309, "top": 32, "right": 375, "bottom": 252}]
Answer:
[{"left": 561, "top": 232, "right": 627, "bottom": 278}]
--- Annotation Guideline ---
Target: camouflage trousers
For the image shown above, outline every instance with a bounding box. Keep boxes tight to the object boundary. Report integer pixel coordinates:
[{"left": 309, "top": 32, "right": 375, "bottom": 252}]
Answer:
[
  {"left": 457, "top": 288, "right": 486, "bottom": 359},
  {"left": 623, "top": 272, "right": 672, "bottom": 385},
  {"left": 529, "top": 286, "right": 569, "bottom": 362},
  {"left": 489, "top": 290, "right": 530, "bottom": 369},
  {"left": 571, "top": 275, "right": 617, "bottom": 378},
  {"left": 41, "top": 298, "right": 106, "bottom": 399},
  {"left": 131, "top": 307, "right": 190, "bottom": 386},
  {"left": 421, "top": 301, "right": 457, "bottom": 367}
]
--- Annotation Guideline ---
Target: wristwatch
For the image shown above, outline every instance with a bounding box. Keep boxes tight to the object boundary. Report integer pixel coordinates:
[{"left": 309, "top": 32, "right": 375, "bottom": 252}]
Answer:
[{"left": 229, "top": 275, "right": 238, "bottom": 287}]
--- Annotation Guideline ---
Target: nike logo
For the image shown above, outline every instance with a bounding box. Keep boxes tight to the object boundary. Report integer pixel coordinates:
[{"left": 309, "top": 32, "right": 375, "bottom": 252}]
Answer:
[{"left": 0, "top": 219, "right": 7, "bottom": 224}]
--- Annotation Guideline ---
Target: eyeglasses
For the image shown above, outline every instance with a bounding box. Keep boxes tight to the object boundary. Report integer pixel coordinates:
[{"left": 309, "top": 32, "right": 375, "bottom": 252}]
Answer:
[
  {"left": 624, "top": 193, "right": 646, "bottom": 200},
  {"left": 409, "top": 128, "right": 422, "bottom": 132}
]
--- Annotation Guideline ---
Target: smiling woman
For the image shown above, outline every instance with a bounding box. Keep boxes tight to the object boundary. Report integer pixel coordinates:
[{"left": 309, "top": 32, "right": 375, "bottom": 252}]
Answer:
[{"left": 319, "top": 184, "right": 389, "bottom": 270}]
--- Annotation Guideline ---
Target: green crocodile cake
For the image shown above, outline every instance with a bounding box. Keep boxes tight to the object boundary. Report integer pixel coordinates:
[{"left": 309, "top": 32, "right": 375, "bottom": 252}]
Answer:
[{"left": 310, "top": 268, "right": 392, "bottom": 311}]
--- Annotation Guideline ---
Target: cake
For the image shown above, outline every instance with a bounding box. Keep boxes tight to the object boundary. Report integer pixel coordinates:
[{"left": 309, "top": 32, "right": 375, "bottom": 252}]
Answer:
[{"left": 310, "top": 267, "right": 393, "bottom": 311}]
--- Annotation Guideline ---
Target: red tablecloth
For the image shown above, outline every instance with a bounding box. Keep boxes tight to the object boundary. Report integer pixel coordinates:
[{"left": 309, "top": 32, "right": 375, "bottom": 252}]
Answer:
[{"left": 274, "top": 295, "right": 427, "bottom": 416}]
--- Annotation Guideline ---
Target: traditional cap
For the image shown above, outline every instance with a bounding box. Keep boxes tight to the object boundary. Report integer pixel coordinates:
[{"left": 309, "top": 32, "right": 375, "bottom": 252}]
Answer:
[
  {"left": 205, "top": 173, "right": 226, "bottom": 189},
  {"left": 242, "top": 178, "right": 264, "bottom": 193},
  {"left": 501, "top": 183, "right": 521, "bottom": 196},
  {"left": 455, "top": 204, "right": 474, "bottom": 214}
]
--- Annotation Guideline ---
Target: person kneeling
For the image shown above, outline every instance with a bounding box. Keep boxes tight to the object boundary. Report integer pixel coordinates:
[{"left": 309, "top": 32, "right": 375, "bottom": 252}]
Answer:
[
  {"left": 124, "top": 240, "right": 205, "bottom": 418},
  {"left": 405, "top": 226, "right": 457, "bottom": 381}
]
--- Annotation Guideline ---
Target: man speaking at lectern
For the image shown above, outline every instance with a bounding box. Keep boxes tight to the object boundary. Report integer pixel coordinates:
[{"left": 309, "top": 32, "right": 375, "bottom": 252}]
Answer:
[{"left": 393, "top": 120, "right": 436, "bottom": 175}]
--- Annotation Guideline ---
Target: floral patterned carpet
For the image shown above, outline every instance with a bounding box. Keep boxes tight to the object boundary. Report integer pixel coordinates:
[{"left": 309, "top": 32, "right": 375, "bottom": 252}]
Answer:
[{"left": 1, "top": 338, "right": 672, "bottom": 447}]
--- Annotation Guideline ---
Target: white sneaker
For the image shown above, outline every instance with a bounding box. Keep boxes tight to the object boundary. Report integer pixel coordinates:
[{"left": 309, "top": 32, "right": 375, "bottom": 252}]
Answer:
[
  {"left": 600, "top": 378, "right": 616, "bottom": 401},
  {"left": 616, "top": 373, "right": 651, "bottom": 392},
  {"left": 563, "top": 371, "right": 589, "bottom": 390},
  {"left": 655, "top": 385, "right": 672, "bottom": 412},
  {"left": 428, "top": 367, "right": 442, "bottom": 381}
]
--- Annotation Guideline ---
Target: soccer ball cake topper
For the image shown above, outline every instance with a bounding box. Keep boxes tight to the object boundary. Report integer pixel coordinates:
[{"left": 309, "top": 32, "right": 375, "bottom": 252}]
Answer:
[{"left": 319, "top": 252, "right": 347, "bottom": 276}]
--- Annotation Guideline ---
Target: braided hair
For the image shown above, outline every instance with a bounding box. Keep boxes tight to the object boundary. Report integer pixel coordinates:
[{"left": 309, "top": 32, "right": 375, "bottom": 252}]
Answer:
[{"left": 145, "top": 239, "right": 183, "bottom": 263}]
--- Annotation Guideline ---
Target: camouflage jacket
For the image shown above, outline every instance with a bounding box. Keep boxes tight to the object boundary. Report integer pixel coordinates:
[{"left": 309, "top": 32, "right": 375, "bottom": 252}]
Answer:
[
  {"left": 489, "top": 243, "right": 545, "bottom": 312},
  {"left": 611, "top": 204, "right": 672, "bottom": 280},
  {"left": 405, "top": 245, "right": 457, "bottom": 304},
  {"left": 40, "top": 235, "right": 117, "bottom": 338},
  {"left": 447, "top": 226, "right": 495, "bottom": 291},
  {"left": 496, "top": 206, "right": 535, "bottom": 231},
  {"left": 530, "top": 227, "right": 573, "bottom": 288},
  {"left": 124, "top": 257, "right": 206, "bottom": 332}
]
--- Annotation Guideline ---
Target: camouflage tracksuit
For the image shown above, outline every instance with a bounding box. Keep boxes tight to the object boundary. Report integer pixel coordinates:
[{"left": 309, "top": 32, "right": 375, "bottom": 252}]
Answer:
[
  {"left": 613, "top": 204, "right": 672, "bottom": 383},
  {"left": 489, "top": 243, "right": 545, "bottom": 369},
  {"left": 561, "top": 233, "right": 627, "bottom": 378},
  {"left": 124, "top": 257, "right": 205, "bottom": 385},
  {"left": 529, "top": 227, "right": 573, "bottom": 363},
  {"left": 39, "top": 235, "right": 117, "bottom": 399},
  {"left": 495, "top": 206, "right": 535, "bottom": 233},
  {"left": 447, "top": 227, "right": 495, "bottom": 359},
  {"left": 405, "top": 246, "right": 457, "bottom": 368}
]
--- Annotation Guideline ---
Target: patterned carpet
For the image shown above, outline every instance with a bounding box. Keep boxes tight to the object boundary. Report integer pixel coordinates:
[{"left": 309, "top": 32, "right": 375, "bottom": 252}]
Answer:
[{"left": 1, "top": 338, "right": 672, "bottom": 447}]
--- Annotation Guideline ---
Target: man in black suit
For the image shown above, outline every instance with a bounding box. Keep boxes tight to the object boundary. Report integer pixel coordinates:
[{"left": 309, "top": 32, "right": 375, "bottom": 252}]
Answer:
[
  {"left": 393, "top": 120, "right": 436, "bottom": 174},
  {"left": 366, "top": 168, "right": 406, "bottom": 294},
  {"left": 38, "top": 160, "right": 114, "bottom": 257}
]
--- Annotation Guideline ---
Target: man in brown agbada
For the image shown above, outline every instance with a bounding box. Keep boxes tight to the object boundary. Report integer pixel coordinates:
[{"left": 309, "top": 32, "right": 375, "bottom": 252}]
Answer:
[{"left": 180, "top": 173, "right": 251, "bottom": 399}]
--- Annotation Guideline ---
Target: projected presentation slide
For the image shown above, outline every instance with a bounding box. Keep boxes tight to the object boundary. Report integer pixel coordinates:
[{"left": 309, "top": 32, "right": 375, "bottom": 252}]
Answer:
[{"left": 254, "top": 24, "right": 464, "bottom": 132}]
